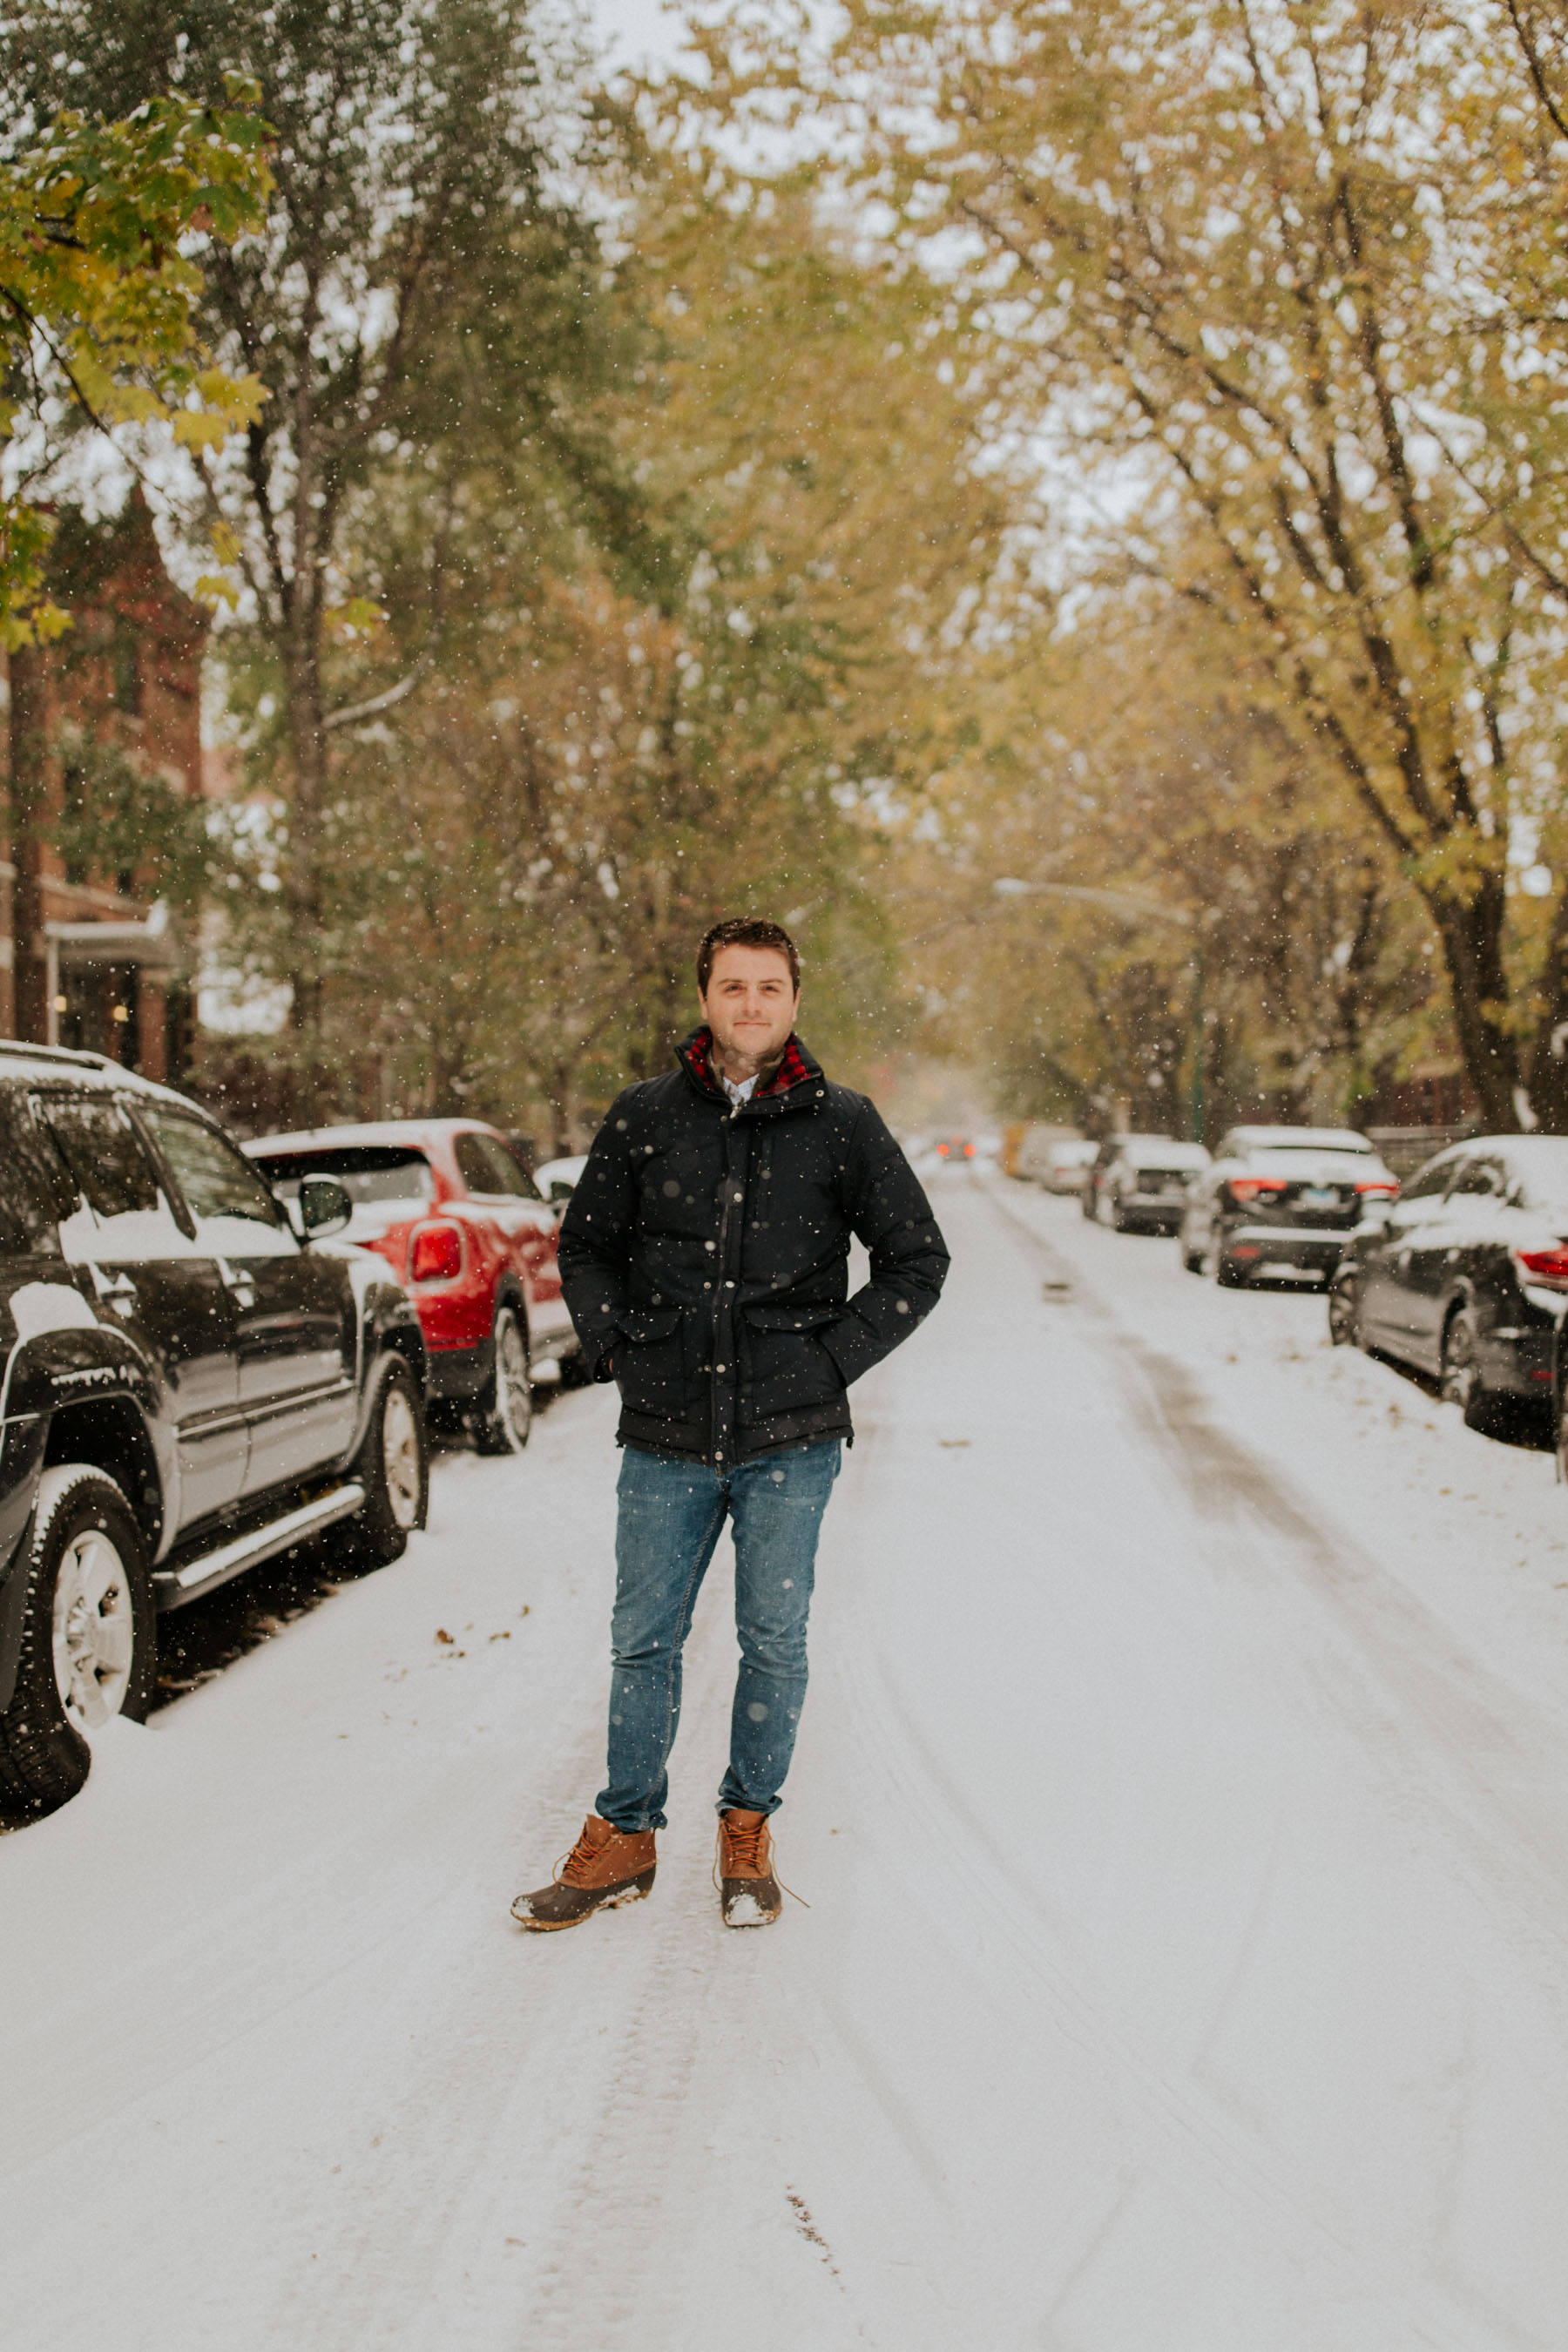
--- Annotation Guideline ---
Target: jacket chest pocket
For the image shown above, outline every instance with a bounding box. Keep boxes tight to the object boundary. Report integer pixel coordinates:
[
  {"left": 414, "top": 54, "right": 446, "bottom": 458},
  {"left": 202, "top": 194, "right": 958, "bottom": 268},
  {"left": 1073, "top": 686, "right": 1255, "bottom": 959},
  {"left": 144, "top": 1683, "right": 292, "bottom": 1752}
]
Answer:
[
  {"left": 740, "top": 1303, "right": 843, "bottom": 1423},
  {"left": 614, "top": 1303, "right": 689, "bottom": 1417}
]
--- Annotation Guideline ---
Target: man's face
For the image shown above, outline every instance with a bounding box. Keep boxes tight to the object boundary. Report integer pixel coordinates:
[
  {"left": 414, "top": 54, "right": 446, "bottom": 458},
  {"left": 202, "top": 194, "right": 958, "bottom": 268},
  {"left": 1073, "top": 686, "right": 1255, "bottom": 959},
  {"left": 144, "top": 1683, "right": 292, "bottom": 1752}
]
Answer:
[{"left": 700, "top": 944, "right": 799, "bottom": 1070}]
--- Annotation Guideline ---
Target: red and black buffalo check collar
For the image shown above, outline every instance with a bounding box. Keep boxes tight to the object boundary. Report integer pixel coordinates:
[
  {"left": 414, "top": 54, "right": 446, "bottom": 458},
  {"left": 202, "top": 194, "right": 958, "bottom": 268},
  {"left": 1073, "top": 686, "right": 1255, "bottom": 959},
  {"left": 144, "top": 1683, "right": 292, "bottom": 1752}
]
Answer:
[{"left": 682, "top": 1026, "right": 812, "bottom": 1099}]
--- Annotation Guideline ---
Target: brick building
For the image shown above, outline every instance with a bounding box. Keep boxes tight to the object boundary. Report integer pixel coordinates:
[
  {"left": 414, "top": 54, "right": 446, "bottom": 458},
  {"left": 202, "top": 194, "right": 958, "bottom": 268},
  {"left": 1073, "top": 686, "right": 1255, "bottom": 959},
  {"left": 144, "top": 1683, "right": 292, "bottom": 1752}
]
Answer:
[{"left": 2, "top": 494, "right": 208, "bottom": 1082}]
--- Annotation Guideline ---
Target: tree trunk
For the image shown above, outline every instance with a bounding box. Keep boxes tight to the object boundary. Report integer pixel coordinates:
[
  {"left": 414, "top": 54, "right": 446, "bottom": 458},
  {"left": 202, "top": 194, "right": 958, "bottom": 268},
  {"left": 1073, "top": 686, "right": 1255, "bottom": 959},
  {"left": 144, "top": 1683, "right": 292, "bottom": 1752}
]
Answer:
[
  {"left": 1525, "top": 887, "right": 1568, "bottom": 1132},
  {"left": 1428, "top": 868, "right": 1519, "bottom": 1132},
  {"left": 8, "top": 652, "right": 51, "bottom": 1044},
  {"left": 284, "top": 607, "right": 327, "bottom": 1048}
]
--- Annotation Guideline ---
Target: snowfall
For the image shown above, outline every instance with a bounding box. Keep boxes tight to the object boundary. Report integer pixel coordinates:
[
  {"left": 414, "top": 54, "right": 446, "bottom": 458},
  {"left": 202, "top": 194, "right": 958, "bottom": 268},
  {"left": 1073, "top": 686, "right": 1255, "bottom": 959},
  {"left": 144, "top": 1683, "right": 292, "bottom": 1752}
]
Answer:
[{"left": 6, "top": 1166, "right": 1568, "bottom": 2351}]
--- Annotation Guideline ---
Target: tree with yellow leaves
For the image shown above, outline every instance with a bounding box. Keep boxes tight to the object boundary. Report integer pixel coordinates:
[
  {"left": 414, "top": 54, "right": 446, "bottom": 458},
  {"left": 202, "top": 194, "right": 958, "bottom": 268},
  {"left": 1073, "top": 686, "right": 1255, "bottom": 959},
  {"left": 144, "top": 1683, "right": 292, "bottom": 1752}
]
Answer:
[
  {"left": 694, "top": 0, "right": 1568, "bottom": 1130},
  {"left": 0, "top": 85, "right": 268, "bottom": 645}
]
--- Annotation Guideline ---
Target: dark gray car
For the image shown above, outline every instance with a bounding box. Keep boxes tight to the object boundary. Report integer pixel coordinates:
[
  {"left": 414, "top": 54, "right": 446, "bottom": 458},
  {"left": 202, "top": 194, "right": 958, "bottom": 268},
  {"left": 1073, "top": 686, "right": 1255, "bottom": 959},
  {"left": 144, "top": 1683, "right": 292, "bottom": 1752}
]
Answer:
[
  {"left": 1328, "top": 1135, "right": 1568, "bottom": 1433},
  {"left": 1179, "top": 1125, "right": 1398, "bottom": 1287}
]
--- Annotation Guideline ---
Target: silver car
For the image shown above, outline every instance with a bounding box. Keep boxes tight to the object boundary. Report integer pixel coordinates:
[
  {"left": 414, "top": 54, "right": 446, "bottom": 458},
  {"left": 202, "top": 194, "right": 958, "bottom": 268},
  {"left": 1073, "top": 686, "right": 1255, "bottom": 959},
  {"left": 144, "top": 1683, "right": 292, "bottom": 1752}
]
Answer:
[{"left": 1089, "top": 1136, "right": 1212, "bottom": 1232}]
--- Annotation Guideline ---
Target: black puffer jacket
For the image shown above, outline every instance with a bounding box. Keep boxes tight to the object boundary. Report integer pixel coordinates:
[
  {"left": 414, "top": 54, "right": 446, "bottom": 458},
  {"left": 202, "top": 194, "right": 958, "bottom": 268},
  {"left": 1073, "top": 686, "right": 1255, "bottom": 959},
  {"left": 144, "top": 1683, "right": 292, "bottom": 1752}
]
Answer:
[{"left": 558, "top": 1031, "right": 949, "bottom": 1463}]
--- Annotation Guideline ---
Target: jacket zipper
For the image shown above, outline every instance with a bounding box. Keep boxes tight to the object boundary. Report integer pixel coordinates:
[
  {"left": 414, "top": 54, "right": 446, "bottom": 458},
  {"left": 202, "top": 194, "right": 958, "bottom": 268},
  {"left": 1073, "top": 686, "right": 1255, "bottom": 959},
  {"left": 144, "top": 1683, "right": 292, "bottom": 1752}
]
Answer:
[{"left": 710, "top": 1099, "right": 747, "bottom": 1463}]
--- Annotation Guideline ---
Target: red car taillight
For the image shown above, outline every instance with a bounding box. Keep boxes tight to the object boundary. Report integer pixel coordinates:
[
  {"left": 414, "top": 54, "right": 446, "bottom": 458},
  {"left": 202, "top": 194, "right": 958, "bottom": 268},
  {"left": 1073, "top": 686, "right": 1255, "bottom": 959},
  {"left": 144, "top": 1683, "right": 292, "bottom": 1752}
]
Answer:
[
  {"left": 1227, "top": 1177, "right": 1288, "bottom": 1202},
  {"left": 409, "top": 1220, "right": 463, "bottom": 1282},
  {"left": 1355, "top": 1179, "right": 1400, "bottom": 1199},
  {"left": 1513, "top": 1245, "right": 1568, "bottom": 1290}
]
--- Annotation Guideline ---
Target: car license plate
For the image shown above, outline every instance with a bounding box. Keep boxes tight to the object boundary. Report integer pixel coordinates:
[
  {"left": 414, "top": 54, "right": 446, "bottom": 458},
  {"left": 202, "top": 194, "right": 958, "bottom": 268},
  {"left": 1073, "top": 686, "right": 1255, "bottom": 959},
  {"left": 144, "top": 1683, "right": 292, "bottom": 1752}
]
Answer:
[
  {"left": 1299, "top": 1186, "right": 1337, "bottom": 1206},
  {"left": 1260, "top": 1260, "right": 1310, "bottom": 1280}
]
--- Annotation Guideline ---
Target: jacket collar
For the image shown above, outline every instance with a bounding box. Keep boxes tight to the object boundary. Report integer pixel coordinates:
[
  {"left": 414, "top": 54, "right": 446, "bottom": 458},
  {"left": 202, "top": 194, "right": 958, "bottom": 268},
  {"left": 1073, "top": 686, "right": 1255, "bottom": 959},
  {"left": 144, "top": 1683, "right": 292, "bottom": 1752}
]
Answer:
[{"left": 677, "top": 1026, "right": 821, "bottom": 1111}]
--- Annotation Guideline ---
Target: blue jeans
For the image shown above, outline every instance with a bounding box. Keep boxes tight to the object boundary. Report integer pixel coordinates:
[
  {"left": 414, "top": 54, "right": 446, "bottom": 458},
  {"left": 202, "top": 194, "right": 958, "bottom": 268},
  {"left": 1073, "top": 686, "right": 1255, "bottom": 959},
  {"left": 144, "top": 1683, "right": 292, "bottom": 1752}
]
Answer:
[{"left": 597, "top": 1441, "right": 842, "bottom": 1833}]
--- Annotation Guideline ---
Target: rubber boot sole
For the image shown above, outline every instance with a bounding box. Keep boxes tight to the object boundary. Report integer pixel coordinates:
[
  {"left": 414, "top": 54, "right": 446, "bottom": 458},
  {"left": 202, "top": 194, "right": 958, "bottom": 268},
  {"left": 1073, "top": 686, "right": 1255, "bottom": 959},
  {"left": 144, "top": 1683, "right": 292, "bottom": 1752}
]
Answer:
[
  {"left": 720, "top": 1879, "right": 781, "bottom": 1929},
  {"left": 511, "top": 1866, "right": 656, "bottom": 1932}
]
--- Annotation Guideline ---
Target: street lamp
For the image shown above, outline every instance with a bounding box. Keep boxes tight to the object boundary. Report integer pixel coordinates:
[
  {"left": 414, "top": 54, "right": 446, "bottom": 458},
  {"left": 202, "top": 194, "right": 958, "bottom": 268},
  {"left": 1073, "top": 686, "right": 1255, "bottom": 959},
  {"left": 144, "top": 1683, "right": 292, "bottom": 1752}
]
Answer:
[{"left": 993, "top": 878, "right": 1206, "bottom": 1143}]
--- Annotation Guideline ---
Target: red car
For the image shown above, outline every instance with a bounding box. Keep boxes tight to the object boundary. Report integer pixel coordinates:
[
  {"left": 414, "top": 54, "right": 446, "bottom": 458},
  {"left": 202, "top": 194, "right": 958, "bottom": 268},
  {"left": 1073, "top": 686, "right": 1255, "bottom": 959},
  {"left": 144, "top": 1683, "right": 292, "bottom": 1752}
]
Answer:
[{"left": 246, "top": 1120, "right": 577, "bottom": 1451}]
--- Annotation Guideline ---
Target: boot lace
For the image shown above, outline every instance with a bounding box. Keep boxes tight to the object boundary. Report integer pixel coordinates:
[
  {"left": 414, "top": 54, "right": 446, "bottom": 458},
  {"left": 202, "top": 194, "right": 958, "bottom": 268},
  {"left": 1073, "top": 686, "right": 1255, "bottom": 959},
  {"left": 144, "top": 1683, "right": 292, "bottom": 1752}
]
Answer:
[
  {"left": 557, "top": 1826, "right": 609, "bottom": 1888},
  {"left": 713, "top": 1817, "right": 810, "bottom": 1908},
  {"left": 724, "top": 1815, "right": 771, "bottom": 1876}
]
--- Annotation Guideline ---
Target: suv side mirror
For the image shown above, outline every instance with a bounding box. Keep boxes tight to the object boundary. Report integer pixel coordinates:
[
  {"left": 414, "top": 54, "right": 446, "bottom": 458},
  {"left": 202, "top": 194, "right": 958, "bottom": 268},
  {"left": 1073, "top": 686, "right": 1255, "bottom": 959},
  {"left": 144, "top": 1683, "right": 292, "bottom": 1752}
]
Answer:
[{"left": 298, "top": 1175, "right": 351, "bottom": 1240}]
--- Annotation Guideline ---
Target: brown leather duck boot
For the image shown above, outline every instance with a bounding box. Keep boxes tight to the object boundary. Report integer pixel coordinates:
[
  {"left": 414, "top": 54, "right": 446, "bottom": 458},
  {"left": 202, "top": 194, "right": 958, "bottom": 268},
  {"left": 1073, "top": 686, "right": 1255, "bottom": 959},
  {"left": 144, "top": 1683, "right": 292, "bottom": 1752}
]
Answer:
[
  {"left": 718, "top": 1807, "right": 783, "bottom": 1928},
  {"left": 511, "top": 1815, "right": 657, "bottom": 1932}
]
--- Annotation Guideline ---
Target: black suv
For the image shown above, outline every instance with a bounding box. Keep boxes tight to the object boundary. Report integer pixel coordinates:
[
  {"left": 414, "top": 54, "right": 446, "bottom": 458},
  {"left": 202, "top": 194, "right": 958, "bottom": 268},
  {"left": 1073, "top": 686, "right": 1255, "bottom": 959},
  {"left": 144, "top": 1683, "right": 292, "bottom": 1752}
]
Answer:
[{"left": 0, "top": 1043, "right": 429, "bottom": 1823}]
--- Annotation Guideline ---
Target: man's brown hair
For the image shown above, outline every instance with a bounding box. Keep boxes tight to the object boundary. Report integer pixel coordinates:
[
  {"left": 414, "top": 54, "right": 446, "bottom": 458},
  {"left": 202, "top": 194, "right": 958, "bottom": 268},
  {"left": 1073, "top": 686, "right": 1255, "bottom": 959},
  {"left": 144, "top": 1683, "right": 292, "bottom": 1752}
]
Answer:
[{"left": 696, "top": 917, "right": 801, "bottom": 995}]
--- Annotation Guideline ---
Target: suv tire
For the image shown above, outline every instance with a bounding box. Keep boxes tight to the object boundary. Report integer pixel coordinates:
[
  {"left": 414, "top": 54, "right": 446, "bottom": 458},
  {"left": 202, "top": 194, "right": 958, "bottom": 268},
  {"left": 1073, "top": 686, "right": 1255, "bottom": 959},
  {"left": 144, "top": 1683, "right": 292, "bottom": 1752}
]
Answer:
[
  {"left": 1328, "top": 1267, "right": 1362, "bottom": 1347},
  {"left": 470, "top": 1304, "right": 533, "bottom": 1455},
  {"left": 339, "top": 1357, "right": 429, "bottom": 1571},
  {"left": 0, "top": 1468, "right": 153, "bottom": 1822},
  {"left": 1441, "top": 1306, "right": 1495, "bottom": 1429}
]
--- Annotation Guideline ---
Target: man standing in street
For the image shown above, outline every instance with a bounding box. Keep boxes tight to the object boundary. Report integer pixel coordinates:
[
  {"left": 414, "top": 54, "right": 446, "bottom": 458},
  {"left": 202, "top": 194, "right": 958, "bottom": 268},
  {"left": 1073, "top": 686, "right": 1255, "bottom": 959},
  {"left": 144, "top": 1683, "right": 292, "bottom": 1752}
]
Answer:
[{"left": 512, "top": 917, "right": 949, "bottom": 1930}]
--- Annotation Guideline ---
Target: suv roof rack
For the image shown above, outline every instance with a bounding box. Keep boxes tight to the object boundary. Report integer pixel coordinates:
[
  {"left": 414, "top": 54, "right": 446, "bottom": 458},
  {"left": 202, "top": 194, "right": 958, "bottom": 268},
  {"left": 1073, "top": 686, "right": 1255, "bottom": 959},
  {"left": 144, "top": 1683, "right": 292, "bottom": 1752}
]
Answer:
[{"left": 0, "top": 1038, "right": 116, "bottom": 1072}]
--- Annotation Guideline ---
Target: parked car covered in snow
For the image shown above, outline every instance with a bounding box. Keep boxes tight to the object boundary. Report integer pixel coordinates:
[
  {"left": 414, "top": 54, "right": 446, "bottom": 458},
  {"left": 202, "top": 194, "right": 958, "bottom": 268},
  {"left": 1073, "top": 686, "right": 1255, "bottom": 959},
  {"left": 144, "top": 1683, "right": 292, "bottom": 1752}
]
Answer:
[
  {"left": 1329, "top": 1135, "right": 1568, "bottom": 1436},
  {"left": 1037, "top": 1137, "right": 1098, "bottom": 1195},
  {"left": 247, "top": 1120, "right": 577, "bottom": 1450},
  {"left": 1180, "top": 1125, "right": 1397, "bottom": 1288},
  {"left": 1086, "top": 1135, "right": 1212, "bottom": 1232},
  {"left": 0, "top": 1044, "right": 429, "bottom": 1824},
  {"left": 534, "top": 1152, "right": 586, "bottom": 1206}
]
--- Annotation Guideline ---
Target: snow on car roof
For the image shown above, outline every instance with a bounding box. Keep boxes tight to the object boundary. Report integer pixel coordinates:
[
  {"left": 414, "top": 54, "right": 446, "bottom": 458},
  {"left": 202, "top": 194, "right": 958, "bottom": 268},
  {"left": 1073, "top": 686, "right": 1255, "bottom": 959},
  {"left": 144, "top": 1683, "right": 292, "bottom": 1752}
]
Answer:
[
  {"left": 1122, "top": 1139, "right": 1210, "bottom": 1161},
  {"left": 1228, "top": 1125, "right": 1375, "bottom": 1151},
  {"left": 0, "top": 1039, "right": 228, "bottom": 1119},
  {"left": 1470, "top": 1134, "right": 1568, "bottom": 1201},
  {"left": 246, "top": 1117, "right": 498, "bottom": 1155}
]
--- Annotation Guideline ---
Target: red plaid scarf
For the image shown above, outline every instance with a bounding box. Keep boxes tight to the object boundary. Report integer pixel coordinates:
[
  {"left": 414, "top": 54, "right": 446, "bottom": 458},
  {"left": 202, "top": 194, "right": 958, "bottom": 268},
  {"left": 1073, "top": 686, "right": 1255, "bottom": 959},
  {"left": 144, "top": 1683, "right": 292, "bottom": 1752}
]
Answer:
[{"left": 686, "top": 1026, "right": 810, "bottom": 1098}]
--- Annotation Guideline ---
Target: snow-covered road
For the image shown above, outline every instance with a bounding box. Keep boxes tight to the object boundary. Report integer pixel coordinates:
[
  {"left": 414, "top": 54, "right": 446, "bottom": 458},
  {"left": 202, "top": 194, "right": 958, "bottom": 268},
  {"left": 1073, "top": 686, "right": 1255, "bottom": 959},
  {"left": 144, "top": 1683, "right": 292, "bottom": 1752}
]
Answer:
[{"left": 7, "top": 1169, "right": 1568, "bottom": 2349}]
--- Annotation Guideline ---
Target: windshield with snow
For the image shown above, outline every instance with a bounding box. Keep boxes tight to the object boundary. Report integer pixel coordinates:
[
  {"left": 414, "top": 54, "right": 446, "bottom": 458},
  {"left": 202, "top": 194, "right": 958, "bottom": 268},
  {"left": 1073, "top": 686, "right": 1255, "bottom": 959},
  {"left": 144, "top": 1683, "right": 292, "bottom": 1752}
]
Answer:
[{"left": 253, "top": 1147, "right": 436, "bottom": 1206}]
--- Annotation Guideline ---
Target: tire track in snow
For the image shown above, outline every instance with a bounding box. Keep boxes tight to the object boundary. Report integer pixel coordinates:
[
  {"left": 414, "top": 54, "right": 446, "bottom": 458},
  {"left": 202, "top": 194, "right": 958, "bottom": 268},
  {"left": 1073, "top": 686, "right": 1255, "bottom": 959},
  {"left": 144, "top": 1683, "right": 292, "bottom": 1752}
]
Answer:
[
  {"left": 816, "top": 1175, "right": 1551, "bottom": 2351},
  {"left": 275, "top": 1558, "right": 866, "bottom": 2352},
  {"left": 827, "top": 1524, "right": 1507, "bottom": 2352},
  {"left": 977, "top": 1178, "right": 1568, "bottom": 2346},
  {"left": 990, "top": 1174, "right": 1568, "bottom": 1983}
]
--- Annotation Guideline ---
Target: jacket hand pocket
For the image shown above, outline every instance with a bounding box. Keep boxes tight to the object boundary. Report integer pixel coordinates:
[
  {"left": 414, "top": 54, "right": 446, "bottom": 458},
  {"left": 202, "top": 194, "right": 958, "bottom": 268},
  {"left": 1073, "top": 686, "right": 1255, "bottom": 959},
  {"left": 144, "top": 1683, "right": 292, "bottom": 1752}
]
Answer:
[
  {"left": 740, "top": 1302, "right": 844, "bottom": 1421},
  {"left": 612, "top": 1304, "right": 684, "bottom": 1415}
]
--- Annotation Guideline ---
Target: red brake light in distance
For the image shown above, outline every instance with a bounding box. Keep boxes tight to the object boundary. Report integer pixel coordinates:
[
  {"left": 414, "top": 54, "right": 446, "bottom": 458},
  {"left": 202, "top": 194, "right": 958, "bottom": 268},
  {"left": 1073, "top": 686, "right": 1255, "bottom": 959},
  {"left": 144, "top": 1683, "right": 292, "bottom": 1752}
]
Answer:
[
  {"left": 963, "top": 1143, "right": 976, "bottom": 1159},
  {"left": 1227, "top": 1177, "right": 1288, "bottom": 1201},
  {"left": 409, "top": 1221, "right": 463, "bottom": 1282},
  {"left": 1355, "top": 1179, "right": 1399, "bottom": 1198},
  {"left": 1514, "top": 1245, "right": 1568, "bottom": 1290}
]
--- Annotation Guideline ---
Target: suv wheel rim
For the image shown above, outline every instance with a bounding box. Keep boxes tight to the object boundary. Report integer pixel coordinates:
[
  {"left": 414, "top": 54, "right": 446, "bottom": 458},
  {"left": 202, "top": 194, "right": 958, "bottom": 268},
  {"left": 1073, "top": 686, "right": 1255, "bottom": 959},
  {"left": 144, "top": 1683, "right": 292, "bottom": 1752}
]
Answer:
[
  {"left": 52, "top": 1529, "right": 133, "bottom": 1733},
  {"left": 1443, "top": 1317, "right": 1477, "bottom": 1406},
  {"left": 497, "top": 1314, "right": 532, "bottom": 1443},
  {"left": 382, "top": 1385, "right": 422, "bottom": 1529}
]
